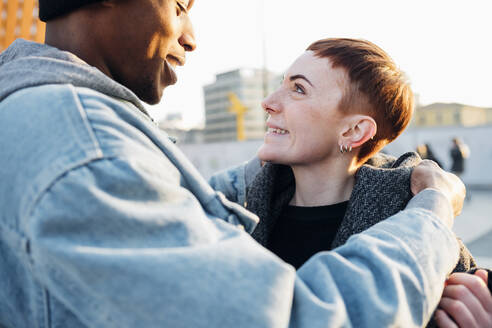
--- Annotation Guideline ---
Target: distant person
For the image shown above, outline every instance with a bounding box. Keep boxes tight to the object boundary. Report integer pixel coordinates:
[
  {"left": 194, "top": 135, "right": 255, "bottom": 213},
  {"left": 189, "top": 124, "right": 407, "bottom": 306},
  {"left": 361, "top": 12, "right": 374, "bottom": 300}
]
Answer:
[
  {"left": 417, "top": 143, "right": 443, "bottom": 167},
  {"left": 450, "top": 137, "right": 470, "bottom": 176}
]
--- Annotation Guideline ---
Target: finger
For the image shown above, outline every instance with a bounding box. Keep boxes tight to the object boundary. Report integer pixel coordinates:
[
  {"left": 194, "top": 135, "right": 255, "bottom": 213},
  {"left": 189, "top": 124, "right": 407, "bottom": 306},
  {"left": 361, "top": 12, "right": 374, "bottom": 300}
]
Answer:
[
  {"left": 439, "top": 296, "right": 478, "bottom": 328},
  {"left": 447, "top": 273, "right": 492, "bottom": 313},
  {"left": 442, "top": 284, "right": 488, "bottom": 325},
  {"left": 420, "top": 159, "right": 439, "bottom": 168},
  {"left": 474, "top": 269, "right": 488, "bottom": 285},
  {"left": 434, "top": 309, "right": 458, "bottom": 328}
]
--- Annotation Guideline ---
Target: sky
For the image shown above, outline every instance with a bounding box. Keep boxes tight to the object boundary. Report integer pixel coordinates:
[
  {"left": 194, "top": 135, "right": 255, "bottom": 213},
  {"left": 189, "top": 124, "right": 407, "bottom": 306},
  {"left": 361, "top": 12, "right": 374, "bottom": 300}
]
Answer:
[{"left": 146, "top": 0, "right": 492, "bottom": 128}]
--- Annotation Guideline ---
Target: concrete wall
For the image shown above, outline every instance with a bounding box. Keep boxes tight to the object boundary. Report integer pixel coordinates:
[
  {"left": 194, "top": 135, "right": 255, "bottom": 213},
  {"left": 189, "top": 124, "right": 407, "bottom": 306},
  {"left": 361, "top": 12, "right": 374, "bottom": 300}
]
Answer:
[
  {"left": 178, "top": 125, "right": 492, "bottom": 186},
  {"left": 178, "top": 139, "right": 263, "bottom": 180}
]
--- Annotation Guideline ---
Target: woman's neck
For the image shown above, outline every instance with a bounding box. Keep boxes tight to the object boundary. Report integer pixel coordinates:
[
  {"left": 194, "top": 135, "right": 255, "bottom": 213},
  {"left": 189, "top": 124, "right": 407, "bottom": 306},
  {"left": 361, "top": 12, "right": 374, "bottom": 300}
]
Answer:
[{"left": 290, "top": 157, "right": 359, "bottom": 207}]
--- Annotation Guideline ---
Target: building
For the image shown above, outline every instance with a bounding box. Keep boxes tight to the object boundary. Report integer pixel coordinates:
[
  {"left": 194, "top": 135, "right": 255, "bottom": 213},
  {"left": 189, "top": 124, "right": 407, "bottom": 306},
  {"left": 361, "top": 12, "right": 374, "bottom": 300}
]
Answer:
[
  {"left": 0, "top": 0, "right": 44, "bottom": 51},
  {"left": 412, "top": 102, "right": 492, "bottom": 127},
  {"left": 203, "top": 68, "right": 280, "bottom": 143}
]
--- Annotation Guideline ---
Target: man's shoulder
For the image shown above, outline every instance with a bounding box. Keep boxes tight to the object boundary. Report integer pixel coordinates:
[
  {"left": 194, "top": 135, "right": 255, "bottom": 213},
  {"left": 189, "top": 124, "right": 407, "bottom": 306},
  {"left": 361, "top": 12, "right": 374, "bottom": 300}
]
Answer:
[
  {"left": 0, "top": 82, "right": 161, "bottom": 186},
  {"left": 0, "top": 83, "right": 171, "bottom": 221},
  {"left": 5, "top": 84, "right": 136, "bottom": 113},
  {"left": 4, "top": 84, "right": 153, "bottom": 148},
  {"left": 0, "top": 84, "right": 105, "bottom": 154}
]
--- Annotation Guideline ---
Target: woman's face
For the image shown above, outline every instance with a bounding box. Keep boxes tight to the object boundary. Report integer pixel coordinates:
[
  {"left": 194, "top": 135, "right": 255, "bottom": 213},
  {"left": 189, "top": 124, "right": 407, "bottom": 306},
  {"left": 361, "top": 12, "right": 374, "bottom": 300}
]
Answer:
[{"left": 257, "top": 51, "right": 348, "bottom": 166}]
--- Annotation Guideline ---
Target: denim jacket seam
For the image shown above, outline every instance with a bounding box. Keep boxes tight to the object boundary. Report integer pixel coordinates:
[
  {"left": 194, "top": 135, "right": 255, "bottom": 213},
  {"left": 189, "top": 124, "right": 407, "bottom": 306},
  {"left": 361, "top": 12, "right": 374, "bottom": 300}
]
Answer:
[
  {"left": 42, "top": 288, "right": 52, "bottom": 328},
  {"left": 68, "top": 85, "right": 104, "bottom": 159},
  {"left": 24, "top": 155, "right": 120, "bottom": 226},
  {"left": 22, "top": 85, "right": 119, "bottom": 234},
  {"left": 16, "top": 84, "right": 105, "bottom": 234}
]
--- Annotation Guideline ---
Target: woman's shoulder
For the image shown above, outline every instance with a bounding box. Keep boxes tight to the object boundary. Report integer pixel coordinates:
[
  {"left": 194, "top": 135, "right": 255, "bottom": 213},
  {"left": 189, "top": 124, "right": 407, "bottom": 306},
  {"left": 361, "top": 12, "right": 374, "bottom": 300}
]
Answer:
[
  {"left": 363, "top": 151, "right": 421, "bottom": 170},
  {"left": 355, "top": 151, "right": 421, "bottom": 195}
]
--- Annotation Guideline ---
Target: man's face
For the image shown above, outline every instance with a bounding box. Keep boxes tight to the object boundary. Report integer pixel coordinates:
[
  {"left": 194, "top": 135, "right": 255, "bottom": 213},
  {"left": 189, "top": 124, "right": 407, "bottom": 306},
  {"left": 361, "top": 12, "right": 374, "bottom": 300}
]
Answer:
[{"left": 102, "top": 0, "right": 196, "bottom": 104}]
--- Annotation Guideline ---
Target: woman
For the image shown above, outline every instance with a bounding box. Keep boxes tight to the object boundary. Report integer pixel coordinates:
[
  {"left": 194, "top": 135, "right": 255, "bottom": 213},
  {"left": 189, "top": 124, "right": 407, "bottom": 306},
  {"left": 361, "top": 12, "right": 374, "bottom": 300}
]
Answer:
[
  {"left": 211, "top": 38, "right": 474, "bottom": 271},
  {"left": 210, "top": 38, "right": 489, "bottom": 326}
]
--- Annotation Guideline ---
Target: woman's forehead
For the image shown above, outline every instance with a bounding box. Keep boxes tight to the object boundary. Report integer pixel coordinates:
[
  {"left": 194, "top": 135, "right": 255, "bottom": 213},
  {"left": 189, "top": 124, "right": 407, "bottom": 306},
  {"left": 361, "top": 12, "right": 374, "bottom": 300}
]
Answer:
[{"left": 286, "top": 52, "right": 347, "bottom": 89}]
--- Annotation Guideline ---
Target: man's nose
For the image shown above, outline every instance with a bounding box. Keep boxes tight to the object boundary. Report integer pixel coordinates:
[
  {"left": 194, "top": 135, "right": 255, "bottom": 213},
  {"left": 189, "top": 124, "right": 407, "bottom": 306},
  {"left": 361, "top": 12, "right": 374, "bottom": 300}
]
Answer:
[{"left": 179, "top": 18, "right": 196, "bottom": 52}]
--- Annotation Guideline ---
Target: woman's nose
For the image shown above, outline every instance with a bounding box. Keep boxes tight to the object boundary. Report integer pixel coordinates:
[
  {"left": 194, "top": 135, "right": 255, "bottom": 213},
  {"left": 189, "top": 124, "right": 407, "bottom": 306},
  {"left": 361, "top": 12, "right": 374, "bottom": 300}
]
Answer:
[{"left": 261, "top": 92, "right": 281, "bottom": 114}]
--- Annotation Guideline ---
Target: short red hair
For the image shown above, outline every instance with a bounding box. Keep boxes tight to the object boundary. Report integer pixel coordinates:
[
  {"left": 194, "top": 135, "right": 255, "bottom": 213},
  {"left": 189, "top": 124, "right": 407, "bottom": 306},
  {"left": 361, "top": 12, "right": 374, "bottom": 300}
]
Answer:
[{"left": 307, "top": 38, "right": 414, "bottom": 163}]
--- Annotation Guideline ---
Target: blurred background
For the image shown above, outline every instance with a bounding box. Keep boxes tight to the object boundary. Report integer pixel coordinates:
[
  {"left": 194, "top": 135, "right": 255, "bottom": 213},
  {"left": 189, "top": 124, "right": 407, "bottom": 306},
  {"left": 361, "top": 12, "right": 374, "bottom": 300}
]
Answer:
[{"left": 1, "top": 0, "right": 491, "bottom": 266}]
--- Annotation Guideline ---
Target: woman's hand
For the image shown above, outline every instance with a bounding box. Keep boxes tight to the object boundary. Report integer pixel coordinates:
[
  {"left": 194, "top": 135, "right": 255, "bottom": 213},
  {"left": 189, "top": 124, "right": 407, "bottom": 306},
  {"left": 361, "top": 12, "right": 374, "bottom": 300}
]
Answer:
[{"left": 435, "top": 270, "right": 492, "bottom": 327}]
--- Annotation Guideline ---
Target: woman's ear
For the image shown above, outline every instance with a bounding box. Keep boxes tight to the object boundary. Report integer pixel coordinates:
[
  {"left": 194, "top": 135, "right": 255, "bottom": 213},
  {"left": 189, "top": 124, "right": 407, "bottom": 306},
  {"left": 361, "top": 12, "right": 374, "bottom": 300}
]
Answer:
[{"left": 340, "top": 115, "right": 377, "bottom": 149}]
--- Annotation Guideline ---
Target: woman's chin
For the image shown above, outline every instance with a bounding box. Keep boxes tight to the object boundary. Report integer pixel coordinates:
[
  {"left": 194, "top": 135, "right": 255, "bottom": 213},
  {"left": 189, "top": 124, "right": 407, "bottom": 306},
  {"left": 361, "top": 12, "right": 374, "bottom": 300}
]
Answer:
[
  {"left": 257, "top": 145, "right": 285, "bottom": 164},
  {"left": 257, "top": 145, "right": 275, "bottom": 163}
]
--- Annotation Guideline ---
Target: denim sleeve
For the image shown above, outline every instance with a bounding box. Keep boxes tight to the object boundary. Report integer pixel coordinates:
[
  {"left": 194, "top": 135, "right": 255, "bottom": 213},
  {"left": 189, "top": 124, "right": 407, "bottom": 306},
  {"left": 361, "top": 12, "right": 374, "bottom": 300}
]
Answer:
[
  {"left": 28, "top": 157, "right": 459, "bottom": 328},
  {"left": 209, "top": 163, "right": 245, "bottom": 204},
  {"left": 209, "top": 157, "right": 261, "bottom": 207}
]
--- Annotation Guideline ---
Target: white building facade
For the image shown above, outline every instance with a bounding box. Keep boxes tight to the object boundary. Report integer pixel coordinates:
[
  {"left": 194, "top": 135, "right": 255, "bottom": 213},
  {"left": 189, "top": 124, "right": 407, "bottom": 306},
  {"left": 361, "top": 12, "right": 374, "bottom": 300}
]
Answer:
[{"left": 203, "top": 68, "right": 279, "bottom": 143}]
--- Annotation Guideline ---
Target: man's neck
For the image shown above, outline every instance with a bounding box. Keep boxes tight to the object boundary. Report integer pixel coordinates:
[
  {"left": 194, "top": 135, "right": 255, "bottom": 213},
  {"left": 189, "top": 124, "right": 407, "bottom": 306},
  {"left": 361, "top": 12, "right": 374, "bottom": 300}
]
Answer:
[
  {"left": 290, "top": 157, "right": 359, "bottom": 207},
  {"left": 44, "top": 18, "right": 111, "bottom": 79}
]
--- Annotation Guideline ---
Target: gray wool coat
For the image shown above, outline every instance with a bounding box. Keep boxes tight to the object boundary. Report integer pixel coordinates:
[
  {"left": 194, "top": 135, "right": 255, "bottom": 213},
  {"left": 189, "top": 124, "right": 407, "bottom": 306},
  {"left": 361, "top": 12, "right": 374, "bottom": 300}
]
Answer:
[{"left": 212, "top": 152, "right": 476, "bottom": 274}]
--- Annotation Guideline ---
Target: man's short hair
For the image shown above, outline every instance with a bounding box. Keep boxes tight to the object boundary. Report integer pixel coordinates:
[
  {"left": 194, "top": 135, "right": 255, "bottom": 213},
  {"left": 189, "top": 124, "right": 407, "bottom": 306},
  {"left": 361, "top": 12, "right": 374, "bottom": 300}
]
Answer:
[
  {"left": 39, "top": 0, "right": 104, "bottom": 22},
  {"left": 307, "top": 38, "right": 414, "bottom": 163}
]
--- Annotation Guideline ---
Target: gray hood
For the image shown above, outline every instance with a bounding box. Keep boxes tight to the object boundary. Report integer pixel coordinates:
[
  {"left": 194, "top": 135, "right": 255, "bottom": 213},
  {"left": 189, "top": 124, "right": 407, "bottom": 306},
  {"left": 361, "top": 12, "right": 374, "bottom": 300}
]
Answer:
[{"left": 0, "top": 39, "right": 148, "bottom": 115}]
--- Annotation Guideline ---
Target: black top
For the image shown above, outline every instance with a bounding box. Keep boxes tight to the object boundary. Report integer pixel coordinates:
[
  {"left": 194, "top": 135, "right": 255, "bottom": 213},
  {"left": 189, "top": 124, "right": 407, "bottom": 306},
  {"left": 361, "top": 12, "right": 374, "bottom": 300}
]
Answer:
[{"left": 267, "top": 201, "right": 348, "bottom": 269}]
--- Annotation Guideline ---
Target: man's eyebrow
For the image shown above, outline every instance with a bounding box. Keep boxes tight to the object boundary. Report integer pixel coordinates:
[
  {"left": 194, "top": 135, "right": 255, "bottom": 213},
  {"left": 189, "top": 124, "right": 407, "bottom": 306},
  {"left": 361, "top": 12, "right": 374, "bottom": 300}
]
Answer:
[{"left": 289, "top": 74, "right": 314, "bottom": 87}]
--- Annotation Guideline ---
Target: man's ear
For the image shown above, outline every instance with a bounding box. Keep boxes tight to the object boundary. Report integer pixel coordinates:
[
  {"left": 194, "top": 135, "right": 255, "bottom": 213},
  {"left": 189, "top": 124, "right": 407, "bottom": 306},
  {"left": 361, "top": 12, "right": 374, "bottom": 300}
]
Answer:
[{"left": 339, "top": 115, "right": 377, "bottom": 149}]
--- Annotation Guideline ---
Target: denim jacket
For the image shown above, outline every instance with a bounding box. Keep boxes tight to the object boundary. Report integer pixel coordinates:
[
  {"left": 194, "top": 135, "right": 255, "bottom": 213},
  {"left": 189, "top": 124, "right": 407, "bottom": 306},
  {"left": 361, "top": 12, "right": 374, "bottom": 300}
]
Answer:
[{"left": 0, "top": 40, "right": 460, "bottom": 328}]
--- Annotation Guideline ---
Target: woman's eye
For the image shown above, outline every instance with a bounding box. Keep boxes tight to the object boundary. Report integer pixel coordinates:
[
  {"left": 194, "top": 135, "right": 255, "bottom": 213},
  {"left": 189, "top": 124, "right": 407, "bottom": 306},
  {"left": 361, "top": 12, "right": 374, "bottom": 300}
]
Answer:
[{"left": 294, "top": 84, "right": 305, "bottom": 94}]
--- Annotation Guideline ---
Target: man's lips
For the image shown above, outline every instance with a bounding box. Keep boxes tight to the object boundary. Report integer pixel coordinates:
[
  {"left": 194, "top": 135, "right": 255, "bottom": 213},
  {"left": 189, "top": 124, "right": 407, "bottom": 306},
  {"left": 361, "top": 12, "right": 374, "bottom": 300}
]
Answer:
[
  {"left": 163, "top": 59, "right": 178, "bottom": 86},
  {"left": 167, "top": 54, "right": 185, "bottom": 66}
]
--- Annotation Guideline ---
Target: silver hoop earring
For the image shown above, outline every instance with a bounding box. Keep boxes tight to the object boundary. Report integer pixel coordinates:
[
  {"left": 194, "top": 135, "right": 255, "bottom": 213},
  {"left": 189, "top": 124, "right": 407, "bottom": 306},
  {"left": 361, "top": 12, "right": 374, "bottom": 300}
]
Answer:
[{"left": 340, "top": 145, "right": 352, "bottom": 154}]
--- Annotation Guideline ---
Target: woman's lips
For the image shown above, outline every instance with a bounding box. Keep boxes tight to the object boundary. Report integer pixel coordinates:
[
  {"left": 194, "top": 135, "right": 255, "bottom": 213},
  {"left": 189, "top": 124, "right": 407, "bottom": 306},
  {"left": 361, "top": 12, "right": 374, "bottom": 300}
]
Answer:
[{"left": 267, "top": 127, "right": 289, "bottom": 135}]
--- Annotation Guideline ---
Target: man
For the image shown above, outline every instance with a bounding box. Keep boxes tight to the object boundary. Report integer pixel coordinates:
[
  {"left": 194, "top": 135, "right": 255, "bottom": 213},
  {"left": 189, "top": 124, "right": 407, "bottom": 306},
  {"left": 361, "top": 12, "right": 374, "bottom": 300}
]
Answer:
[{"left": 0, "top": 1, "right": 466, "bottom": 327}]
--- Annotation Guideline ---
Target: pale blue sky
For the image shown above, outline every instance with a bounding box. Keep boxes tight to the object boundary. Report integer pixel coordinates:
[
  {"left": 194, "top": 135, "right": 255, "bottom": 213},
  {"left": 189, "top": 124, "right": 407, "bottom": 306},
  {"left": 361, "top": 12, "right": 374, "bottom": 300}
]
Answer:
[{"left": 147, "top": 0, "right": 492, "bottom": 127}]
